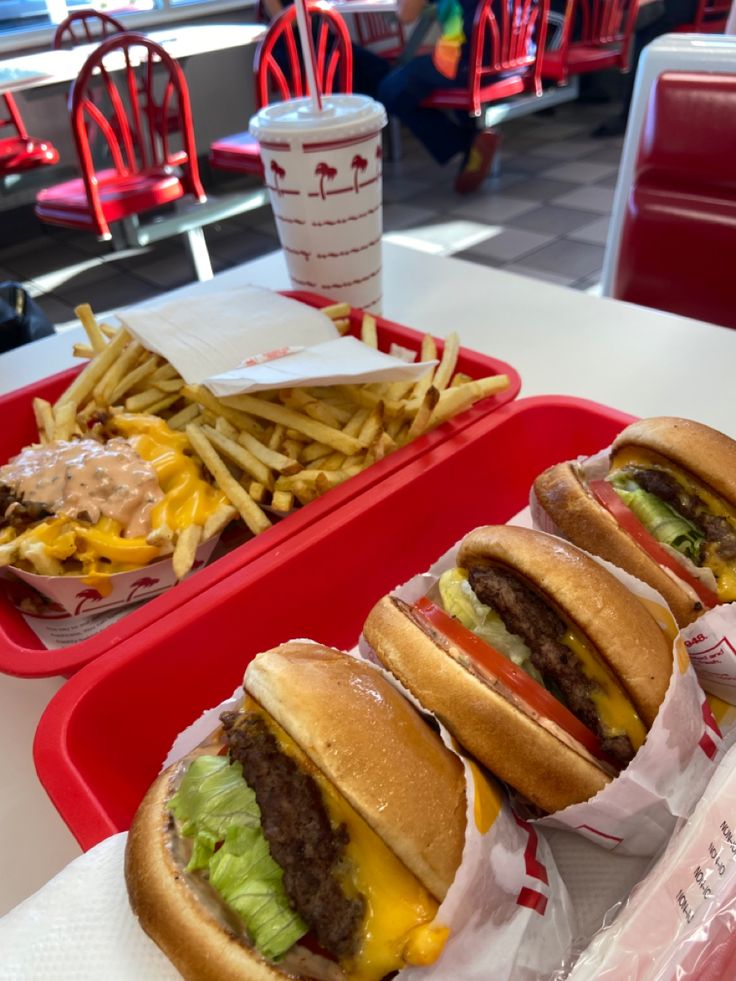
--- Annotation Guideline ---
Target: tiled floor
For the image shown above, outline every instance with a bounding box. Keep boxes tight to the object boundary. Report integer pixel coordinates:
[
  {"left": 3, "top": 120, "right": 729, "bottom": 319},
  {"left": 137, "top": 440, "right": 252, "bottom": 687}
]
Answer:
[{"left": 0, "top": 100, "right": 624, "bottom": 328}]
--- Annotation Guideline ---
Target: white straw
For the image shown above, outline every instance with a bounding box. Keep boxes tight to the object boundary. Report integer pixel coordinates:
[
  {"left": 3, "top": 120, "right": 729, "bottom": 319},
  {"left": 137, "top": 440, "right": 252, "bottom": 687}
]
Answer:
[{"left": 294, "top": 0, "right": 323, "bottom": 113}]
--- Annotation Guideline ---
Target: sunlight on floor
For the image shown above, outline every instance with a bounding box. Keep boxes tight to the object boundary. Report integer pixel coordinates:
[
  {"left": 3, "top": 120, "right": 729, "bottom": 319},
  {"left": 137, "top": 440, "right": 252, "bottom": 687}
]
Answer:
[{"left": 384, "top": 221, "right": 504, "bottom": 256}]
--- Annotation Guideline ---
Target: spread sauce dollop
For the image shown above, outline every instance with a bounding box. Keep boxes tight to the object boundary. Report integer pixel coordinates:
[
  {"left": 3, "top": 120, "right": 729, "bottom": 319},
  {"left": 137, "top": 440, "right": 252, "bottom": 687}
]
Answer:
[{"left": 0, "top": 438, "right": 163, "bottom": 538}]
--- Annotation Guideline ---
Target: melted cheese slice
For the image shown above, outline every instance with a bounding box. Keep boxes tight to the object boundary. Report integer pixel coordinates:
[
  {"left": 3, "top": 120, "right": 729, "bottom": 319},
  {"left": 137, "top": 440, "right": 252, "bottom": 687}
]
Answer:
[
  {"left": 249, "top": 704, "right": 447, "bottom": 981},
  {"left": 561, "top": 625, "right": 646, "bottom": 751},
  {"left": 611, "top": 447, "right": 736, "bottom": 601}
]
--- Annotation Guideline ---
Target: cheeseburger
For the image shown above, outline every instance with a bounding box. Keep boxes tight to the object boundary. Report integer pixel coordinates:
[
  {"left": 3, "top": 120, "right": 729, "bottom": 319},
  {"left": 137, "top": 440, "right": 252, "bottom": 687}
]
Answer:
[
  {"left": 363, "top": 526, "right": 672, "bottom": 814},
  {"left": 125, "top": 642, "right": 467, "bottom": 981},
  {"left": 534, "top": 417, "right": 736, "bottom": 627}
]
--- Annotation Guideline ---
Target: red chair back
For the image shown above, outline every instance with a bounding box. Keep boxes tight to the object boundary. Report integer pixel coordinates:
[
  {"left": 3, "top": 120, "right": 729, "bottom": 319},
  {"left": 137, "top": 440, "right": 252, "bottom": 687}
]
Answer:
[
  {"left": 465, "top": 0, "right": 549, "bottom": 113},
  {"left": 613, "top": 71, "right": 736, "bottom": 329},
  {"left": 0, "top": 93, "right": 27, "bottom": 141},
  {"left": 69, "top": 33, "right": 204, "bottom": 237},
  {"left": 690, "top": 0, "right": 731, "bottom": 31},
  {"left": 53, "top": 9, "right": 124, "bottom": 49},
  {"left": 254, "top": 3, "right": 353, "bottom": 107},
  {"left": 542, "top": 0, "right": 638, "bottom": 83},
  {"left": 353, "top": 9, "right": 406, "bottom": 59}
]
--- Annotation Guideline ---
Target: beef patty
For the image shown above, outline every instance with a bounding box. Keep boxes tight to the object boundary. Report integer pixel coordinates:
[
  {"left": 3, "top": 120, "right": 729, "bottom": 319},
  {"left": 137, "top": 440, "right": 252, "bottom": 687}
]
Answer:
[
  {"left": 628, "top": 467, "right": 736, "bottom": 562},
  {"left": 0, "top": 486, "right": 50, "bottom": 530},
  {"left": 221, "top": 711, "right": 364, "bottom": 958},
  {"left": 467, "top": 566, "right": 634, "bottom": 766}
]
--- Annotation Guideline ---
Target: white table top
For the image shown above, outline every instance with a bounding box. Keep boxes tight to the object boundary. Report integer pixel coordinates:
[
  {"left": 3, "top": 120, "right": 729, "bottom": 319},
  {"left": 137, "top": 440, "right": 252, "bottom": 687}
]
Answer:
[
  {"left": 1, "top": 241, "right": 734, "bottom": 918},
  {"left": 0, "top": 23, "right": 266, "bottom": 94}
]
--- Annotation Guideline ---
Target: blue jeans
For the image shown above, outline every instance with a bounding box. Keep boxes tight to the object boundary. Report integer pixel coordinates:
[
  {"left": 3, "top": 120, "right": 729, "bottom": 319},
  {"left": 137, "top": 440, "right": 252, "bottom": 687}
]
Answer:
[{"left": 352, "top": 48, "right": 474, "bottom": 166}]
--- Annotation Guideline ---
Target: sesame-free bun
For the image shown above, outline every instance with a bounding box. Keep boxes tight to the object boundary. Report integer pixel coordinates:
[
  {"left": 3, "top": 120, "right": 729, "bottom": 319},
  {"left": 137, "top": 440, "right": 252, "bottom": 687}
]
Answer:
[
  {"left": 126, "top": 642, "right": 466, "bottom": 980},
  {"left": 534, "top": 462, "right": 703, "bottom": 626},
  {"left": 245, "top": 641, "right": 466, "bottom": 901},
  {"left": 363, "top": 527, "right": 672, "bottom": 814},
  {"left": 611, "top": 417, "right": 736, "bottom": 506}
]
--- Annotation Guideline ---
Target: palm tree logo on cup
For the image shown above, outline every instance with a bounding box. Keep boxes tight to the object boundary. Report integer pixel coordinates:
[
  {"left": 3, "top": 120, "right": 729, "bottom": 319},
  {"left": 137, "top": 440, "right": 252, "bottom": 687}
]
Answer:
[
  {"left": 270, "top": 159, "right": 286, "bottom": 196},
  {"left": 315, "top": 161, "right": 337, "bottom": 200},
  {"left": 351, "top": 154, "right": 368, "bottom": 192}
]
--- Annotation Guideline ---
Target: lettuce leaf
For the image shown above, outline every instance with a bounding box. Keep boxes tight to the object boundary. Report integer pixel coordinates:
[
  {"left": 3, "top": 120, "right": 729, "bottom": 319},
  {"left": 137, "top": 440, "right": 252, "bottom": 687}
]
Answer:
[
  {"left": 438, "top": 568, "right": 544, "bottom": 684},
  {"left": 169, "top": 755, "right": 307, "bottom": 960},
  {"left": 609, "top": 474, "right": 703, "bottom": 563}
]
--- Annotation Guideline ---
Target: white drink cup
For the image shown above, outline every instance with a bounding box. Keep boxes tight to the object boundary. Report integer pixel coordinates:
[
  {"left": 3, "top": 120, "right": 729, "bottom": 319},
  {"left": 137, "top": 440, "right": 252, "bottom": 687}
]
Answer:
[{"left": 250, "top": 94, "right": 388, "bottom": 313}]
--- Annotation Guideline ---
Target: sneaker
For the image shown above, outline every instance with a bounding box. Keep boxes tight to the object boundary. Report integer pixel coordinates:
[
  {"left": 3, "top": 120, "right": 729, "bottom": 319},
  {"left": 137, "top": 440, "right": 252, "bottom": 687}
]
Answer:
[{"left": 454, "top": 130, "right": 501, "bottom": 194}]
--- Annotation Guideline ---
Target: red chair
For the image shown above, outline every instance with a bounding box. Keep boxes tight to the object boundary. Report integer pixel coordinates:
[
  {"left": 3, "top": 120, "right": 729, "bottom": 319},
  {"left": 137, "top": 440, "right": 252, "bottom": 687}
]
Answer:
[
  {"left": 52, "top": 9, "right": 124, "bottom": 49},
  {"left": 541, "top": 0, "right": 639, "bottom": 85},
  {"left": 209, "top": 4, "right": 352, "bottom": 177},
  {"left": 420, "top": 0, "right": 549, "bottom": 119},
  {"left": 610, "top": 71, "right": 736, "bottom": 329},
  {"left": 675, "top": 0, "right": 731, "bottom": 32},
  {"left": 0, "top": 93, "right": 59, "bottom": 178},
  {"left": 35, "top": 34, "right": 205, "bottom": 242},
  {"left": 352, "top": 9, "right": 406, "bottom": 61}
]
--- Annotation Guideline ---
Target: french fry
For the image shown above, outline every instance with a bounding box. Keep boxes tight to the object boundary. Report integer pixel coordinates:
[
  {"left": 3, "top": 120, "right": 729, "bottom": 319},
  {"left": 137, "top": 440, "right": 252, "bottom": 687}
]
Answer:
[
  {"left": 149, "top": 363, "right": 180, "bottom": 383},
  {"left": 275, "top": 468, "right": 358, "bottom": 492},
  {"left": 186, "top": 424, "right": 271, "bottom": 536},
  {"left": 342, "top": 405, "right": 371, "bottom": 437},
  {"left": 54, "top": 326, "right": 130, "bottom": 412},
  {"left": 182, "top": 385, "right": 267, "bottom": 439},
  {"left": 215, "top": 416, "right": 240, "bottom": 440},
  {"left": 201, "top": 424, "right": 273, "bottom": 487},
  {"left": 74, "top": 303, "right": 107, "bottom": 354},
  {"left": 221, "top": 393, "right": 367, "bottom": 455},
  {"left": 99, "top": 322, "right": 117, "bottom": 339},
  {"left": 72, "top": 343, "right": 94, "bottom": 359},
  {"left": 429, "top": 375, "right": 509, "bottom": 429},
  {"left": 268, "top": 424, "right": 286, "bottom": 451},
  {"left": 406, "top": 387, "right": 440, "bottom": 442},
  {"left": 433, "top": 332, "right": 460, "bottom": 392},
  {"left": 301, "top": 440, "right": 332, "bottom": 463},
  {"left": 203, "top": 504, "right": 237, "bottom": 541},
  {"left": 93, "top": 339, "right": 144, "bottom": 403},
  {"left": 361, "top": 313, "right": 378, "bottom": 348},
  {"left": 153, "top": 378, "right": 184, "bottom": 394},
  {"left": 282, "top": 438, "right": 303, "bottom": 460},
  {"left": 236, "top": 431, "right": 301, "bottom": 476},
  {"left": 146, "top": 524, "right": 174, "bottom": 547},
  {"left": 125, "top": 387, "right": 165, "bottom": 413},
  {"left": 53, "top": 400, "right": 79, "bottom": 441},
  {"left": 285, "top": 389, "right": 344, "bottom": 428},
  {"left": 146, "top": 394, "right": 181, "bottom": 416},
  {"left": 166, "top": 402, "right": 200, "bottom": 430},
  {"left": 248, "top": 481, "right": 267, "bottom": 504},
  {"left": 33, "top": 398, "right": 54, "bottom": 443},
  {"left": 109, "top": 354, "right": 158, "bottom": 404},
  {"left": 322, "top": 301, "right": 351, "bottom": 320},
  {"left": 357, "top": 403, "right": 384, "bottom": 445},
  {"left": 271, "top": 490, "right": 294, "bottom": 512},
  {"left": 450, "top": 372, "right": 473, "bottom": 388},
  {"left": 333, "top": 318, "right": 351, "bottom": 336},
  {"left": 172, "top": 524, "right": 202, "bottom": 580}
]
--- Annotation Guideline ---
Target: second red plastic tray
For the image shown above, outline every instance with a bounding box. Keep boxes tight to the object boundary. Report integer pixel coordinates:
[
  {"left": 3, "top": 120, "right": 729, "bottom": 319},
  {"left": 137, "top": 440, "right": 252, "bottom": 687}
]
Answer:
[{"left": 35, "top": 395, "right": 635, "bottom": 849}]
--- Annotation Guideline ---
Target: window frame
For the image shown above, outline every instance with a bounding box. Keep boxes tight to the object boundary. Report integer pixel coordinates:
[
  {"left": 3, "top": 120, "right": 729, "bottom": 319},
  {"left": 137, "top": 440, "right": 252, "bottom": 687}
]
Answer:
[{"left": 0, "top": 0, "right": 258, "bottom": 55}]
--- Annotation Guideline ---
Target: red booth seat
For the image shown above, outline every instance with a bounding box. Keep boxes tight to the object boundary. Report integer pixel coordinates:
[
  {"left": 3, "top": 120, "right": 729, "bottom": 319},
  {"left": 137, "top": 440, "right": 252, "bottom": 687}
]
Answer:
[
  {"left": 209, "top": 132, "right": 264, "bottom": 177},
  {"left": 614, "top": 71, "right": 736, "bottom": 329}
]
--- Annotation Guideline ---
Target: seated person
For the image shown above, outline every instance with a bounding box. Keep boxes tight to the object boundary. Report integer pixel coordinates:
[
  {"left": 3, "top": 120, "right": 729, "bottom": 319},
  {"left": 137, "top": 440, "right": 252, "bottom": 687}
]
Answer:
[{"left": 351, "top": 0, "right": 502, "bottom": 194}]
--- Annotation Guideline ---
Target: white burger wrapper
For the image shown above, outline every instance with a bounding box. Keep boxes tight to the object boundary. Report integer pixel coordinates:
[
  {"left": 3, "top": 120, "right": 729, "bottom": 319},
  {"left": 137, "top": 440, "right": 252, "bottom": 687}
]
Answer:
[
  {"left": 358, "top": 524, "right": 723, "bottom": 858},
  {"left": 529, "top": 446, "right": 736, "bottom": 704},
  {"left": 0, "top": 643, "right": 579, "bottom": 980}
]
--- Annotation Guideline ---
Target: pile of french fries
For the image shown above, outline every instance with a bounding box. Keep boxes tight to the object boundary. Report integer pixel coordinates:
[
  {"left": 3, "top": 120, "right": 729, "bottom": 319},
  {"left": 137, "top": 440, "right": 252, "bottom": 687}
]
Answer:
[{"left": 21, "top": 299, "right": 508, "bottom": 579}]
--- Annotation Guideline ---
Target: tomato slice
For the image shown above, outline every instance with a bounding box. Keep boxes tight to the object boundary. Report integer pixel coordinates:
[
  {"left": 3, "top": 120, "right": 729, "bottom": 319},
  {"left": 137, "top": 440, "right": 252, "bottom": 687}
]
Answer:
[
  {"left": 414, "top": 597, "right": 610, "bottom": 765},
  {"left": 589, "top": 480, "right": 719, "bottom": 610}
]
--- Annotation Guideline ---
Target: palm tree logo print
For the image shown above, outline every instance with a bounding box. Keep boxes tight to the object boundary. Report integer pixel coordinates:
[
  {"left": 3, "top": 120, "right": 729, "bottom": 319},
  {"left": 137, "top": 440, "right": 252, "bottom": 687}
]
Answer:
[
  {"left": 315, "top": 161, "right": 337, "bottom": 199},
  {"left": 126, "top": 576, "right": 159, "bottom": 603},
  {"left": 351, "top": 154, "right": 368, "bottom": 192},
  {"left": 74, "top": 587, "right": 103, "bottom": 616},
  {"left": 270, "top": 159, "right": 286, "bottom": 196}
]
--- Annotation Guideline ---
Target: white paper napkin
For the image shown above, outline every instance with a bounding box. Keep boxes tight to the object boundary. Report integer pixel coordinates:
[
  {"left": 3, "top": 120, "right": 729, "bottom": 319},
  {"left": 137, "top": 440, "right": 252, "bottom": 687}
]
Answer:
[
  {"left": 119, "top": 286, "right": 436, "bottom": 396},
  {"left": 119, "top": 286, "right": 338, "bottom": 385},
  {"left": 0, "top": 834, "right": 180, "bottom": 980},
  {"left": 206, "top": 335, "right": 436, "bottom": 396}
]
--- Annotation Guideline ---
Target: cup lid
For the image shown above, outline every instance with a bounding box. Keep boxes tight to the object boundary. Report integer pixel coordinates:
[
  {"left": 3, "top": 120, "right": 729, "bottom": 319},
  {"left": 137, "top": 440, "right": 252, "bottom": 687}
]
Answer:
[{"left": 250, "top": 94, "right": 387, "bottom": 142}]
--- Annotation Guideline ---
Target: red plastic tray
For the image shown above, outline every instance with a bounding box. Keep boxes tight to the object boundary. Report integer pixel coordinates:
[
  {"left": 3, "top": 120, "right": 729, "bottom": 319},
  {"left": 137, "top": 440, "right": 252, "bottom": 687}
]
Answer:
[
  {"left": 0, "top": 291, "right": 518, "bottom": 677},
  {"left": 35, "top": 395, "right": 635, "bottom": 849}
]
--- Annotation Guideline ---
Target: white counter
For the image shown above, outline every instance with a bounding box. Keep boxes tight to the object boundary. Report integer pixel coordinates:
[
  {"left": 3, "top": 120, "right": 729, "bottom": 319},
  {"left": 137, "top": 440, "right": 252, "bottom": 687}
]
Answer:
[{"left": 1, "top": 242, "right": 734, "bottom": 917}]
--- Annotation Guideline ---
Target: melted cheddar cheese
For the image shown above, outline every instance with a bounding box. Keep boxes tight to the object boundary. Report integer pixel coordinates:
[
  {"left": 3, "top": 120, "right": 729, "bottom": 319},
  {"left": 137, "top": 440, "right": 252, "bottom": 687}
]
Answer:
[
  {"left": 561, "top": 625, "right": 646, "bottom": 752},
  {"left": 611, "top": 446, "right": 736, "bottom": 602},
  {"left": 248, "top": 702, "right": 448, "bottom": 981},
  {"left": 112, "top": 414, "right": 227, "bottom": 532}
]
